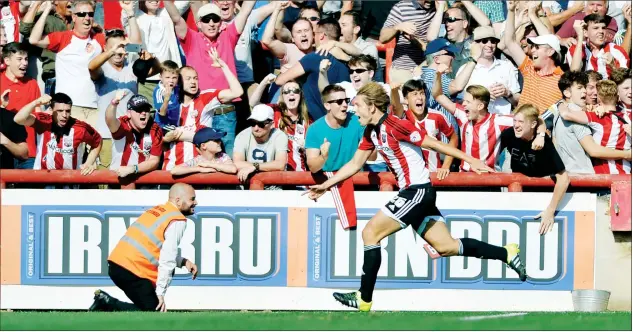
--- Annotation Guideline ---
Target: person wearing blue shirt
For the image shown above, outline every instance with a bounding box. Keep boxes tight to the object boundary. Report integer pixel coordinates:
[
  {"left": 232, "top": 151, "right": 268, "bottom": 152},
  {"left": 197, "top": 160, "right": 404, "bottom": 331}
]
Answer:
[
  {"left": 152, "top": 61, "right": 181, "bottom": 131},
  {"left": 275, "top": 17, "right": 349, "bottom": 121},
  {"left": 305, "top": 85, "right": 365, "bottom": 172}
]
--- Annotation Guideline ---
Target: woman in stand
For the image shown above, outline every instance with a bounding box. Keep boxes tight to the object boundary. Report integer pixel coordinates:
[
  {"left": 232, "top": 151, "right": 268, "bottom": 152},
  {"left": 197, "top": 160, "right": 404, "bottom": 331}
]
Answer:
[{"left": 250, "top": 74, "right": 311, "bottom": 173}]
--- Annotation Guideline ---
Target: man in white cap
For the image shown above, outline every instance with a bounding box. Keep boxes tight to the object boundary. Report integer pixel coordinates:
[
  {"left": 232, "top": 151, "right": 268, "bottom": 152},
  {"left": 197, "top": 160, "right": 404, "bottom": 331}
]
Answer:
[
  {"left": 163, "top": 0, "right": 255, "bottom": 92},
  {"left": 503, "top": 1, "right": 564, "bottom": 115},
  {"left": 457, "top": 25, "right": 521, "bottom": 115},
  {"left": 232, "top": 104, "right": 288, "bottom": 184}
]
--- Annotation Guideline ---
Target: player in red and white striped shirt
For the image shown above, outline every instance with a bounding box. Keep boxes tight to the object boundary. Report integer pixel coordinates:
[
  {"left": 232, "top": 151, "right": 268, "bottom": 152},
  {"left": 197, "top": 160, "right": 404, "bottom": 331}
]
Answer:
[
  {"left": 391, "top": 79, "right": 457, "bottom": 179},
  {"left": 13, "top": 93, "right": 102, "bottom": 173},
  {"left": 105, "top": 91, "right": 162, "bottom": 177},
  {"left": 305, "top": 83, "right": 526, "bottom": 312},
  {"left": 559, "top": 80, "right": 631, "bottom": 174},
  {"left": 432, "top": 68, "right": 547, "bottom": 171},
  {"left": 162, "top": 49, "right": 244, "bottom": 170},
  {"left": 567, "top": 14, "right": 629, "bottom": 79}
]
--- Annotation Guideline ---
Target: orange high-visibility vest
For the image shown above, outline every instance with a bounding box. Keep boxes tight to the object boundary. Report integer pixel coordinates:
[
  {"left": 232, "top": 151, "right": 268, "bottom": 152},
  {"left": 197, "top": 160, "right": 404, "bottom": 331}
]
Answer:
[{"left": 108, "top": 202, "right": 187, "bottom": 284}]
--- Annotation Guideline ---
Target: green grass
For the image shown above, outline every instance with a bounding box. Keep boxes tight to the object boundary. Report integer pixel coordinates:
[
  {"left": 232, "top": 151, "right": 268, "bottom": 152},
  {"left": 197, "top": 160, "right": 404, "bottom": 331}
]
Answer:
[{"left": 1, "top": 311, "right": 631, "bottom": 330}]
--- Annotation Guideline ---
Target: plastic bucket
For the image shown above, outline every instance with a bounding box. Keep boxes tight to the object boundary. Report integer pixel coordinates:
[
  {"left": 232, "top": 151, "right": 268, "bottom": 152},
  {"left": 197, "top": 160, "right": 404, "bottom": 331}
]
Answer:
[{"left": 572, "top": 289, "right": 611, "bottom": 312}]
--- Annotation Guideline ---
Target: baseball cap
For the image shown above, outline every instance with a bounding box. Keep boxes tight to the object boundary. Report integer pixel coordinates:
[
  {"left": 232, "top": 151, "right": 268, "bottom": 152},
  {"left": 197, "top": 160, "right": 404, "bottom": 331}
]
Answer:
[
  {"left": 127, "top": 94, "right": 151, "bottom": 112},
  {"left": 425, "top": 38, "right": 459, "bottom": 56},
  {"left": 473, "top": 26, "right": 498, "bottom": 41},
  {"left": 197, "top": 3, "right": 221, "bottom": 20},
  {"left": 248, "top": 104, "right": 275, "bottom": 122},
  {"left": 193, "top": 127, "right": 226, "bottom": 146},
  {"left": 527, "top": 34, "right": 561, "bottom": 54}
]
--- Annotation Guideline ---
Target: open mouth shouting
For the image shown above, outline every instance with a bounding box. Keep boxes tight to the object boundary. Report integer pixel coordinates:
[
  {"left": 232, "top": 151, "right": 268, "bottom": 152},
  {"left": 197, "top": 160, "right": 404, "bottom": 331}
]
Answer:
[{"left": 219, "top": 3, "right": 232, "bottom": 19}]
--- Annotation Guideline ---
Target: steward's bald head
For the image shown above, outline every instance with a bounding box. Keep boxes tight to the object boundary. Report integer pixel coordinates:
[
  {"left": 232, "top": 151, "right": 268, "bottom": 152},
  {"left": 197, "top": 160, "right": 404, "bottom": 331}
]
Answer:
[{"left": 169, "top": 183, "right": 197, "bottom": 215}]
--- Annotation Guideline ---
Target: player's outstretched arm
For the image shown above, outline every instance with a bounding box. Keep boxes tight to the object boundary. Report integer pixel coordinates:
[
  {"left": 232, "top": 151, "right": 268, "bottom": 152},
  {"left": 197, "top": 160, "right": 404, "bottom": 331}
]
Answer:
[
  {"left": 303, "top": 148, "right": 373, "bottom": 201},
  {"left": 422, "top": 137, "right": 494, "bottom": 174}
]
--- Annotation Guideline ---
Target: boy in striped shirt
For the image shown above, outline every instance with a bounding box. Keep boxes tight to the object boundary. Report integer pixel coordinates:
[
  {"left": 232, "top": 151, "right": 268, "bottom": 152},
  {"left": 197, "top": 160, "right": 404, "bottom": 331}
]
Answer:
[
  {"left": 432, "top": 65, "right": 547, "bottom": 171},
  {"left": 568, "top": 14, "right": 629, "bottom": 79}
]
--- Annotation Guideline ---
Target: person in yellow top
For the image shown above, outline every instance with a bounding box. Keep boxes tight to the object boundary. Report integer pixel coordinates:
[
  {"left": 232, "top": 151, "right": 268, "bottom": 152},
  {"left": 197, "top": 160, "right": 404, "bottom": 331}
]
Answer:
[{"left": 89, "top": 183, "right": 199, "bottom": 312}]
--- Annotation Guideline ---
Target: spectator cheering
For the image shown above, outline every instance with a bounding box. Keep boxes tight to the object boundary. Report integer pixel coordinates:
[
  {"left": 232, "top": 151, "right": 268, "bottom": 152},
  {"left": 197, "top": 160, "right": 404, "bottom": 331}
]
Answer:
[
  {"left": 105, "top": 91, "right": 162, "bottom": 178},
  {"left": 251, "top": 75, "right": 311, "bottom": 172},
  {"left": 551, "top": 71, "right": 630, "bottom": 174},
  {"left": 29, "top": 0, "right": 105, "bottom": 129},
  {"left": 162, "top": 49, "right": 244, "bottom": 171},
  {"left": 499, "top": 104, "right": 570, "bottom": 235},
  {"left": 568, "top": 15, "right": 629, "bottom": 79},
  {"left": 14, "top": 93, "right": 102, "bottom": 175},
  {"left": 1, "top": 42, "right": 42, "bottom": 169}
]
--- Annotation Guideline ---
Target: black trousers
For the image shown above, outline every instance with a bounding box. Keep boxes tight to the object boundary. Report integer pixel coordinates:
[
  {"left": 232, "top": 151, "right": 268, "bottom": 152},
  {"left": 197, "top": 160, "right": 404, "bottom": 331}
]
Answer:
[{"left": 108, "top": 261, "right": 159, "bottom": 311}]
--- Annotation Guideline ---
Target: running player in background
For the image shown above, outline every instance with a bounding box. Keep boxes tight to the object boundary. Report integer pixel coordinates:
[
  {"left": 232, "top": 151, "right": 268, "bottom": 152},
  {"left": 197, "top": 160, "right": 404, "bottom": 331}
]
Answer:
[{"left": 304, "top": 83, "right": 528, "bottom": 312}]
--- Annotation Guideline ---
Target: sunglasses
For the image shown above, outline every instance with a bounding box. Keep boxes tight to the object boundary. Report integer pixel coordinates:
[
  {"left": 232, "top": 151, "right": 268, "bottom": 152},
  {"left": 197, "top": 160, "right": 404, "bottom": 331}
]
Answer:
[
  {"left": 327, "top": 98, "right": 350, "bottom": 105},
  {"left": 106, "top": 29, "right": 126, "bottom": 38},
  {"left": 303, "top": 16, "right": 319, "bottom": 22},
  {"left": 443, "top": 16, "right": 463, "bottom": 24},
  {"left": 75, "top": 11, "right": 95, "bottom": 18},
  {"left": 349, "top": 68, "right": 368, "bottom": 75},
  {"left": 476, "top": 37, "right": 498, "bottom": 45},
  {"left": 200, "top": 14, "right": 221, "bottom": 24},
  {"left": 252, "top": 120, "right": 272, "bottom": 128},
  {"left": 283, "top": 88, "right": 301, "bottom": 94}
]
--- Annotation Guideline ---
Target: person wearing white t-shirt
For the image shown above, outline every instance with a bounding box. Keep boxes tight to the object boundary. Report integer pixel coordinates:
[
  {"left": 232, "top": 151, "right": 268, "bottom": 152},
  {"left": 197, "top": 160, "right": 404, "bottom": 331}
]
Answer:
[
  {"left": 456, "top": 26, "right": 521, "bottom": 116},
  {"left": 88, "top": 26, "right": 145, "bottom": 171},
  {"left": 29, "top": 1, "right": 106, "bottom": 128}
]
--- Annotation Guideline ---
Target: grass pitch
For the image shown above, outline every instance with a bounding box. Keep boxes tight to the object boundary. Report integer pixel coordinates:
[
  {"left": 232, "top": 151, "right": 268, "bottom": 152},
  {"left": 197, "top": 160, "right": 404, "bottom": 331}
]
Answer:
[{"left": 0, "top": 311, "right": 631, "bottom": 330}]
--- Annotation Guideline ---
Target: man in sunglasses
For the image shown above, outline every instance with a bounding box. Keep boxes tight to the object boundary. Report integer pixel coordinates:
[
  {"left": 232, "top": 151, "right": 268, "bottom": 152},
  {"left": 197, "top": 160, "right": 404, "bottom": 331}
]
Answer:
[
  {"left": 105, "top": 91, "right": 162, "bottom": 178},
  {"left": 457, "top": 26, "right": 521, "bottom": 116},
  {"left": 503, "top": 1, "right": 563, "bottom": 116},
  {"left": 164, "top": 0, "right": 254, "bottom": 92},
  {"left": 29, "top": 0, "right": 105, "bottom": 131},
  {"left": 19, "top": 0, "right": 69, "bottom": 95},
  {"left": 319, "top": 55, "right": 389, "bottom": 115},
  {"left": 426, "top": 1, "right": 492, "bottom": 79},
  {"left": 233, "top": 104, "right": 288, "bottom": 185}
]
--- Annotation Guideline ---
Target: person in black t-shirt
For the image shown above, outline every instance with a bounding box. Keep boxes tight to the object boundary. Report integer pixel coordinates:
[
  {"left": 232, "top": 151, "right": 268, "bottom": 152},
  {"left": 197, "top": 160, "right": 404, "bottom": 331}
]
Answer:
[
  {"left": 500, "top": 104, "right": 570, "bottom": 236},
  {"left": 0, "top": 90, "right": 28, "bottom": 169}
]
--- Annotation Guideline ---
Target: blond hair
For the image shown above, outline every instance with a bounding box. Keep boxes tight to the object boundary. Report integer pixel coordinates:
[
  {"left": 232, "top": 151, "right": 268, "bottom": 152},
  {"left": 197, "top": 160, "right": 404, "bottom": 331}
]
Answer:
[
  {"left": 466, "top": 85, "right": 491, "bottom": 107},
  {"left": 356, "top": 82, "right": 390, "bottom": 113},
  {"left": 597, "top": 80, "right": 618, "bottom": 106},
  {"left": 513, "top": 104, "right": 540, "bottom": 123}
]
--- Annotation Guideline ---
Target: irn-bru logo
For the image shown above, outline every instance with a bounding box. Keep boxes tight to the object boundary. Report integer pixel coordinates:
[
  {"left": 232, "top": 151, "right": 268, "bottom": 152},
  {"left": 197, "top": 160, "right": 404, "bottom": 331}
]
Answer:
[
  {"left": 24, "top": 208, "right": 287, "bottom": 286},
  {"left": 312, "top": 211, "right": 570, "bottom": 288}
]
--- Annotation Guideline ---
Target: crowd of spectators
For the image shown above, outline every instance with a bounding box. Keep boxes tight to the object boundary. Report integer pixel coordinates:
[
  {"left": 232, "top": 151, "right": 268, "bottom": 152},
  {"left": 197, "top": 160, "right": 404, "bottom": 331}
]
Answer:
[{"left": 0, "top": 0, "right": 631, "bottom": 189}]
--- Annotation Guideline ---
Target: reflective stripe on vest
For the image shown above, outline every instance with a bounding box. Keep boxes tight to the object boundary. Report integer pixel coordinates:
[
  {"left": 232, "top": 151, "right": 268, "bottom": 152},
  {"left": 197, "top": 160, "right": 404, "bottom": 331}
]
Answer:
[{"left": 124, "top": 211, "right": 184, "bottom": 266}]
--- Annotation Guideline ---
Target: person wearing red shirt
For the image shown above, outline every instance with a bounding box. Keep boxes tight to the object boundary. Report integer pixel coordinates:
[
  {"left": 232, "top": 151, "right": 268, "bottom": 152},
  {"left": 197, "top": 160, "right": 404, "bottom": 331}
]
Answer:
[
  {"left": 432, "top": 65, "right": 548, "bottom": 171},
  {"left": 305, "top": 83, "right": 526, "bottom": 312},
  {"left": 14, "top": 93, "right": 102, "bottom": 174},
  {"left": 568, "top": 14, "right": 629, "bottom": 79},
  {"left": 105, "top": 91, "right": 163, "bottom": 178},
  {"left": 1, "top": 42, "right": 42, "bottom": 169},
  {"left": 391, "top": 79, "right": 458, "bottom": 180},
  {"left": 161, "top": 49, "right": 243, "bottom": 170}
]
